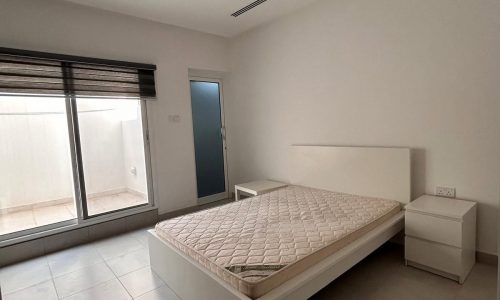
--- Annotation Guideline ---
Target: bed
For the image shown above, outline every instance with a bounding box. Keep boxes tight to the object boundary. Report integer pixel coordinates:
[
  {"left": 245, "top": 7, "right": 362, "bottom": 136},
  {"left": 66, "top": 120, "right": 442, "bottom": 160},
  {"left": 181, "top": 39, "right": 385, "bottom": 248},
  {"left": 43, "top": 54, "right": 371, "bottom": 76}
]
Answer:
[{"left": 148, "top": 146, "right": 411, "bottom": 300}]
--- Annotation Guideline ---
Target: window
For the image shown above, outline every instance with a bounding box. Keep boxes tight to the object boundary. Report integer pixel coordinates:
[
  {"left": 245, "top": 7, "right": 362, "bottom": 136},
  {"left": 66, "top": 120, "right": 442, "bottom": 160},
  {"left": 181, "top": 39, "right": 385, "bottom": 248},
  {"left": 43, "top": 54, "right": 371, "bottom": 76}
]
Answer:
[
  {"left": 0, "top": 48, "right": 156, "bottom": 239},
  {"left": 77, "top": 98, "right": 149, "bottom": 216},
  {"left": 0, "top": 96, "right": 76, "bottom": 235}
]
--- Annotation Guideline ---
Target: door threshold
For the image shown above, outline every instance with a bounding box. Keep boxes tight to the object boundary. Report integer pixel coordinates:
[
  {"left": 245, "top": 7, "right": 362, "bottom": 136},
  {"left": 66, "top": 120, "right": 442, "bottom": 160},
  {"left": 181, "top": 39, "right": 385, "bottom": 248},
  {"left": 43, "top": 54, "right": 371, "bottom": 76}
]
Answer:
[{"left": 197, "top": 192, "right": 229, "bottom": 205}]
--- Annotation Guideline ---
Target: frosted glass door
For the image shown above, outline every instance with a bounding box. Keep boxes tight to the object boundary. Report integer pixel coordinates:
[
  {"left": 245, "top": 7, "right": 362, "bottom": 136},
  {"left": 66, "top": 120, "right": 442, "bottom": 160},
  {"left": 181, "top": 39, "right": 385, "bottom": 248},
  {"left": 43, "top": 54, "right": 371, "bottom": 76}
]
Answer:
[{"left": 190, "top": 81, "right": 226, "bottom": 200}]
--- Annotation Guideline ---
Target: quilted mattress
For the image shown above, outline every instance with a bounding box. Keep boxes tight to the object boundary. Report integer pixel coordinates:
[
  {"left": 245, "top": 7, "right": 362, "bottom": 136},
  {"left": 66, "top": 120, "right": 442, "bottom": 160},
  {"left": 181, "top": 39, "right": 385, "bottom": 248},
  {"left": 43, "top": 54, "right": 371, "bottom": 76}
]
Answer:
[{"left": 155, "top": 185, "right": 401, "bottom": 298}]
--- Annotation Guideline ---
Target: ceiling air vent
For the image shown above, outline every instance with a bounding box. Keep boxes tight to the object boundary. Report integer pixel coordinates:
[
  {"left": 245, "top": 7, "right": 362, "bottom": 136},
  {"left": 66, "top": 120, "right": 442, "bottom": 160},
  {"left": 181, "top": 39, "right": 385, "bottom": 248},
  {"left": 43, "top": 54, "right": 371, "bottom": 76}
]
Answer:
[{"left": 231, "top": 0, "right": 268, "bottom": 17}]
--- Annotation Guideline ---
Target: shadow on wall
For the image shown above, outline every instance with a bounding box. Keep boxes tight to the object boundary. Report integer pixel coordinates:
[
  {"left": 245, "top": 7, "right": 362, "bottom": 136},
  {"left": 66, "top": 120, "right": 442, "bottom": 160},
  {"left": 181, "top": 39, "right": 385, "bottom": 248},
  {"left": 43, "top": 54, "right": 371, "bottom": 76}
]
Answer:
[{"left": 411, "top": 148, "right": 426, "bottom": 200}]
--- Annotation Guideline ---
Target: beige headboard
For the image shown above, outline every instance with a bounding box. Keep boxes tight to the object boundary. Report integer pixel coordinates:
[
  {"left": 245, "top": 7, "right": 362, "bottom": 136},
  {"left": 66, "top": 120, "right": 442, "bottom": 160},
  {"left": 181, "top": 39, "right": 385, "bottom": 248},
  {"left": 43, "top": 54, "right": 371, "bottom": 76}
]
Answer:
[{"left": 289, "top": 146, "right": 411, "bottom": 203}]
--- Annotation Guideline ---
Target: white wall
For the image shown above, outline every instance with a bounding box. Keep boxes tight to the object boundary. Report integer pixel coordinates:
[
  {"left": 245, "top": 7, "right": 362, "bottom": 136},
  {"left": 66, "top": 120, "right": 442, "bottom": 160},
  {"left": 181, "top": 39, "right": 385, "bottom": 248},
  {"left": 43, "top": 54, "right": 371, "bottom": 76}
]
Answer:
[
  {"left": 226, "top": 0, "right": 500, "bottom": 254},
  {"left": 0, "top": 0, "right": 229, "bottom": 213},
  {"left": 122, "top": 118, "right": 148, "bottom": 195},
  {"left": 0, "top": 97, "right": 74, "bottom": 208},
  {"left": 78, "top": 102, "right": 127, "bottom": 196},
  {"left": 77, "top": 100, "right": 148, "bottom": 197}
]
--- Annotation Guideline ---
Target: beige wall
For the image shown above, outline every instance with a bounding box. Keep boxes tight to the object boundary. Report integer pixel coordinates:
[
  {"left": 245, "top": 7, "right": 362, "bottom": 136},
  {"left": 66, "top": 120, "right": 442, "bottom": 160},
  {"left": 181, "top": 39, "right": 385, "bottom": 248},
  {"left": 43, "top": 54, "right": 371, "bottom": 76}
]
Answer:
[
  {"left": 226, "top": 0, "right": 500, "bottom": 254},
  {"left": 0, "top": 0, "right": 229, "bottom": 214}
]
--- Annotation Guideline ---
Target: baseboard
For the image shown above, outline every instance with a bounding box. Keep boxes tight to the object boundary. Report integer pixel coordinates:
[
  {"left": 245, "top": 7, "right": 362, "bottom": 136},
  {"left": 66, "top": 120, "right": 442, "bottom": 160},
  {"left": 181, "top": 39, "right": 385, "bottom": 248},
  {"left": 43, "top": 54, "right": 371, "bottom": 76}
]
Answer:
[
  {"left": 126, "top": 188, "right": 146, "bottom": 198},
  {"left": 86, "top": 187, "right": 128, "bottom": 199},
  {"left": 406, "top": 260, "right": 460, "bottom": 282},
  {"left": 476, "top": 251, "right": 498, "bottom": 266},
  {"left": 0, "top": 197, "right": 73, "bottom": 214}
]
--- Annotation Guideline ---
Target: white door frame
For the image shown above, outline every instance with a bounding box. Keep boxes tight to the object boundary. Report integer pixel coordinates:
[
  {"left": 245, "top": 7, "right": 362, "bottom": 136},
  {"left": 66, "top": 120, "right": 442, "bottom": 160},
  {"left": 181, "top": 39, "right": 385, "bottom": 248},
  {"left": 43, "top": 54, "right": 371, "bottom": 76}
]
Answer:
[{"left": 189, "top": 76, "right": 229, "bottom": 205}]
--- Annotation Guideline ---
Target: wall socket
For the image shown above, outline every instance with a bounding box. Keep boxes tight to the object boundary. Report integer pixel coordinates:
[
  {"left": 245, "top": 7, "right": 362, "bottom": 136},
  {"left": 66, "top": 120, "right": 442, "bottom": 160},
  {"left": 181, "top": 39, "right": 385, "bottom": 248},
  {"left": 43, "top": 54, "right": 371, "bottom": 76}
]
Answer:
[
  {"left": 436, "top": 186, "right": 456, "bottom": 198},
  {"left": 168, "top": 114, "right": 181, "bottom": 123}
]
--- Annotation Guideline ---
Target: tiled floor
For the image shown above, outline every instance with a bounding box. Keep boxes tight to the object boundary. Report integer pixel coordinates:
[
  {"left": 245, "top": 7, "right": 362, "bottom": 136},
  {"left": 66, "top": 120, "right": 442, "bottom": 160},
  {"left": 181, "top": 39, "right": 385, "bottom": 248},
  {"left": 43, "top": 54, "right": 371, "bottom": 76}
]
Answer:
[
  {"left": 0, "top": 192, "right": 147, "bottom": 235},
  {"left": 0, "top": 228, "right": 178, "bottom": 300},
  {"left": 0, "top": 229, "right": 496, "bottom": 300},
  {"left": 86, "top": 192, "right": 147, "bottom": 216},
  {"left": 312, "top": 243, "right": 497, "bottom": 300}
]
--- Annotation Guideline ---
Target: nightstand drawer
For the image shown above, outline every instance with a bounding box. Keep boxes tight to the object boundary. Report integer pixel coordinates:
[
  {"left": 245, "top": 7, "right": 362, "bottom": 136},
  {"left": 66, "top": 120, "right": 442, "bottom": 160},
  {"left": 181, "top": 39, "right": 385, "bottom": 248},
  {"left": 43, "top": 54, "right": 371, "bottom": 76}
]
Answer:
[
  {"left": 405, "top": 236, "right": 461, "bottom": 275},
  {"left": 405, "top": 211, "right": 462, "bottom": 247}
]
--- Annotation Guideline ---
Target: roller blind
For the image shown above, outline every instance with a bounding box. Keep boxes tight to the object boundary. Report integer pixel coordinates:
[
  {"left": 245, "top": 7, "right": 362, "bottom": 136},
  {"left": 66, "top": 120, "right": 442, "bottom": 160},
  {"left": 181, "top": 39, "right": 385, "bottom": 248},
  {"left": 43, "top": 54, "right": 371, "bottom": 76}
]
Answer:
[{"left": 0, "top": 48, "right": 156, "bottom": 99}]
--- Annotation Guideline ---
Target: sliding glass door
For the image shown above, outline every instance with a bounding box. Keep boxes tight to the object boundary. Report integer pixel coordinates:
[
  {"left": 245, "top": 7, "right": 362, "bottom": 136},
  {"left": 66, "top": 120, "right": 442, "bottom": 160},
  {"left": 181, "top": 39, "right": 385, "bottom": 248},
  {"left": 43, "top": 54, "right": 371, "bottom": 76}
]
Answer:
[
  {"left": 0, "top": 96, "right": 77, "bottom": 236},
  {"left": 0, "top": 48, "right": 156, "bottom": 240},
  {"left": 0, "top": 95, "right": 152, "bottom": 238},
  {"left": 76, "top": 98, "right": 149, "bottom": 216}
]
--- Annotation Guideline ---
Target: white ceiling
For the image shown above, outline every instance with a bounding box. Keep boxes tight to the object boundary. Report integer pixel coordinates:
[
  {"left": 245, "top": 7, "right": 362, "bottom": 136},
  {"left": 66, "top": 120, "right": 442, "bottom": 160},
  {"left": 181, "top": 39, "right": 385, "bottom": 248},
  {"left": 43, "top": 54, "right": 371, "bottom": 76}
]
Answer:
[{"left": 62, "top": 0, "right": 318, "bottom": 37}]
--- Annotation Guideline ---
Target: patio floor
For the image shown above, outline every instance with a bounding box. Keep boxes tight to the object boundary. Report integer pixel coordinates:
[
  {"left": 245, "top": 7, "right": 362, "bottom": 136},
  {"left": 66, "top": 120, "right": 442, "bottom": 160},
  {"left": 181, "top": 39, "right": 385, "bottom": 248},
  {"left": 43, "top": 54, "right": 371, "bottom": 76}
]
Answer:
[{"left": 0, "top": 192, "right": 146, "bottom": 236}]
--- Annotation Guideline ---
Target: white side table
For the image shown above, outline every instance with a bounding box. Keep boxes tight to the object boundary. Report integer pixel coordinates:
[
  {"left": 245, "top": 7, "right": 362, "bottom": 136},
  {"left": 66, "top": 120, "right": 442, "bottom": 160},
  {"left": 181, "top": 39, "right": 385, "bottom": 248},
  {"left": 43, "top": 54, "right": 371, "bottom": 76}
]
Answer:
[
  {"left": 404, "top": 194, "right": 476, "bottom": 284},
  {"left": 234, "top": 180, "right": 287, "bottom": 201}
]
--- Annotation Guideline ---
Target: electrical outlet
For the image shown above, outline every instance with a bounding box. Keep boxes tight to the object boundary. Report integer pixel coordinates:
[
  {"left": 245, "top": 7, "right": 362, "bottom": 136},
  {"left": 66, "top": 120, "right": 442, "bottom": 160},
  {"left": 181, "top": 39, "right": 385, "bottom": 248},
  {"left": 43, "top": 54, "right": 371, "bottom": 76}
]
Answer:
[
  {"left": 168, "top": 114, "right": 181, "bottom": 122},
  {"left": 436, "top": 186, "right": 456, "bottom": 198}
]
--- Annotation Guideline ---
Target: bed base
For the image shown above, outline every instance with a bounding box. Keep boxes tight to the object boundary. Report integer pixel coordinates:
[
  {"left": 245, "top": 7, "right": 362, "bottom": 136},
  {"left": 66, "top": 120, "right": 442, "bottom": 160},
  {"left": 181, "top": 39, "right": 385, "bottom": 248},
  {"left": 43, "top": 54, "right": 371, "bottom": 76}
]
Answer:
[{"left": 148, "top": 211, "right": 404, "bottom": 300}]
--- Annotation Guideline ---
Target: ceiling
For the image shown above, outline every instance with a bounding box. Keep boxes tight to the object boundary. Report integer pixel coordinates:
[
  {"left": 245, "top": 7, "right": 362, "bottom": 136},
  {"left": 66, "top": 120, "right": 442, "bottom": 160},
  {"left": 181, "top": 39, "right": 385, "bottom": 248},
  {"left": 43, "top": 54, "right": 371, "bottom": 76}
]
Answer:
[{"left": 62, "top": 0, "right": 318, "bottom": 37}]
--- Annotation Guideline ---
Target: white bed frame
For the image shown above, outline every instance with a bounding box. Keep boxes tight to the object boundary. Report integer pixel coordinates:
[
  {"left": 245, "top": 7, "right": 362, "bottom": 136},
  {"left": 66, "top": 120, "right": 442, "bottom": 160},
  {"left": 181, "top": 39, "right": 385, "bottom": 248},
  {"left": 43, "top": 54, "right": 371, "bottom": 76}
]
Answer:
[{"left": 148, "top": 146, "right": 411, "bottom": 300}]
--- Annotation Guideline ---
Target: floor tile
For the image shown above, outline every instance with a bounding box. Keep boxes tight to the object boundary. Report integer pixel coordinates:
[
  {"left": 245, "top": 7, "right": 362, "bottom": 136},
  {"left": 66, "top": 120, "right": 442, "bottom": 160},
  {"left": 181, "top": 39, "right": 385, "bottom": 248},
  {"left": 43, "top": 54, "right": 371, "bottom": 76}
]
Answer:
[
  {"left": 106, "top": 247, "right": 150, "bottom": 277},
  {"left": 455, "top": 263, "right": 497, "bottom": 300},
  {"left": 130, "top": 229, "right": 151, "bottom": 247},
  {"left": 2, "top": 280, "right": 58, "bottom": 300},
  {"left": 88, "top": 193, "right": 146, "bottom": 216},
  {"left": 0, "top": 210, "right": 36, "bottom": 235},
  {"left": 94, "top": 235, "right": 145, "bottom": 260},
  {"left": 0, "top": 192, "right": 142, "bottom": 235},
  {"left": 0, "top": 210, "right": 35, "bottom": 225},
  {"left": 135, "top": 285, "right": 180, "bottom": 300},
  {"left": 310, "top": 244, "right": 497, "bottom": 300},
  {"left": 1, "top": 227, "right": 496, "bottom": 300},
  {"left": 118, "top": 267, "right": 164, "bottom": 298},
  {"left": 65, "top": 203, "right": 77, "bottom": 217},
  {"left": 87, "top": 199, "right": 106, "bottom": 216},
  {"left": 47, "top": 244, "right": 103, "bottom": 277},
  {"left": 0, "top": 256, "right": 51, "bottom": 294},
  {"left": 63, "top": 279, "right": 131, "bottom": 300},
  {"left": 53, "top": 262, "right": 115, "bottom": 299},
  {"left": 33, "top": 204, "right": 74, "bottom": 226}
]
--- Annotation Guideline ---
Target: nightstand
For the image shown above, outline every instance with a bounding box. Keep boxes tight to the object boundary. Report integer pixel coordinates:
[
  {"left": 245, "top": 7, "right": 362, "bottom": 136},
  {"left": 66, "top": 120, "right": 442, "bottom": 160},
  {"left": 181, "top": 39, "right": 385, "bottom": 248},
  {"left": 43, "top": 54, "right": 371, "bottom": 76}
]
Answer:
[
  {"left": 404, "top": 195, "right": 477, "bottom": 284},
  {"left": 234, "top": 180, "right": 287, "bottom": 201}
]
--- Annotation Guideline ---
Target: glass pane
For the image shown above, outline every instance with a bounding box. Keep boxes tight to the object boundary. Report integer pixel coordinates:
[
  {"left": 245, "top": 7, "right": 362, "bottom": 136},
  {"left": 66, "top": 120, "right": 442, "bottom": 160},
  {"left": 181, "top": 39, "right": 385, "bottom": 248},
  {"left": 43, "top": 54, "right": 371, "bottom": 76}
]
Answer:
[
  {"left": 76, "top": 98, "right": 148, "bottom": 216},
  {"left": 0, "top": 96, "right": 76, "bottom": 236},
  {"left": 190, "top": 81, "right": 226, "bottom": 198}
]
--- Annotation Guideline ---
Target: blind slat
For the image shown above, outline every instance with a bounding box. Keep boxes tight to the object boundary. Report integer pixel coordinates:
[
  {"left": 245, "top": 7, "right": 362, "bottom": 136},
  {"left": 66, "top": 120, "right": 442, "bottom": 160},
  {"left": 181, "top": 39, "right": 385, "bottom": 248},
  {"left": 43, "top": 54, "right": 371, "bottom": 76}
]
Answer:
[
  {"left": 0, "top": 50, "right": 156, "bottom": 99},
  {"left": 0, "top": 73, "right": 142, "bottom": 85}
]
